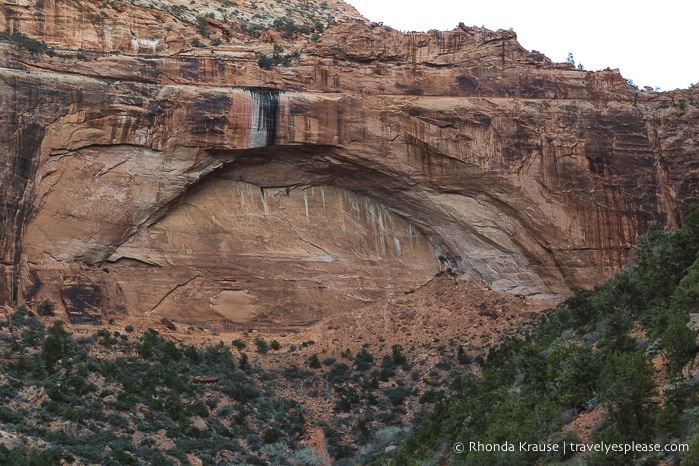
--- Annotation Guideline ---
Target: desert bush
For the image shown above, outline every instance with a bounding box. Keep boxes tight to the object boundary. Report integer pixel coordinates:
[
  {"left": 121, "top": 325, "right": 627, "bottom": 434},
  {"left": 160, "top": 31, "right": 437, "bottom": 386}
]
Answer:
[
  {"left": 238, "top": 352, "right": 250, "bottom": 371},
  {"left": 322, "top": 356, "right": 336, "bottom": 366},
  {"left": 418, "top": 389, "right": 444, "bottom": 404},
  {"left": 457, "top": 345, "right": 471, "bottom": 365},
  {"left": 307, "top": 354, "right": 321, "bottom": 369},
  {"left": 263, "top": 428, "right": 281, "bottom": 444},
  {"left": 335, "top": 387, "right": 359, "bottom": 412},
  {"left": 546, "top": 342, "right": 600, "bottom": 410},
  {"left": 391, "top": 344, "right": 406, "bottom": 365},
  {"left": 232, "top": 338, "right": 246, "bottom": 350},
  {"left": 288, "top": 445, "right": 323, "bottom": 465},
  {"left": 354, "top": 348, "right": 374, "bottom": 371},
  {"left": 379, "top": 355, "right": 396, "bottom": 381},
  {"left": 254, "top": 337, "right": 269, "bottom": 354},
  {"left": 107, "top": 413, "right": 130, "bottom": 429},
  {"left": 597, "top": 351, "right": 657, "bottom": 440},
  {"left": 662, "top": 311, "right": 697, "bottom": 373},
  {"left": 0, "top": 32, "right": 48, "bottom": 54},
  {"left": 257, "top": 45, "right": 301, "bottom": 69},
  {"left": 37, "top": 299, "right": 55, "bottom": 316},
  {"left": 385, "top": 386, "right": 411, "bottom": 407},
  {"left": 187, "top": 400, "right": 209, "bottom": 418},
  {"left": 327, "top": 363, "right": 350, "bottom": 384},
  {"left": 323, "top": 424, "right": 355, "bottom": 460}
]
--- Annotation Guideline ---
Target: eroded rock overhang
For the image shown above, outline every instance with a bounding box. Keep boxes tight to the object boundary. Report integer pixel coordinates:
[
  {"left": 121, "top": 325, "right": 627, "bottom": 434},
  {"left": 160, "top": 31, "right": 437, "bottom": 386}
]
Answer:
[{"left": 1, "top": 73, "right": 677, "bottom": 324}]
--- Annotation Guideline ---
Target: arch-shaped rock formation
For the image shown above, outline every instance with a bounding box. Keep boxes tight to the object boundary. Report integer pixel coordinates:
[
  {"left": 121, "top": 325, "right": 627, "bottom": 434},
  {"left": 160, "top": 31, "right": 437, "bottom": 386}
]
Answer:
[{"left": 1, "top": 2, "right": 697, "bottom": 326}]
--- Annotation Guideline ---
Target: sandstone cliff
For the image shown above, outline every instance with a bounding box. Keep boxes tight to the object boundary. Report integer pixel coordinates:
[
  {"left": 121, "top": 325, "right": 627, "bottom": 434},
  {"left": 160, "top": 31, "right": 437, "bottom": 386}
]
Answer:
[{"left": 1, "top": 0, "right": 697, "bottom": 326}]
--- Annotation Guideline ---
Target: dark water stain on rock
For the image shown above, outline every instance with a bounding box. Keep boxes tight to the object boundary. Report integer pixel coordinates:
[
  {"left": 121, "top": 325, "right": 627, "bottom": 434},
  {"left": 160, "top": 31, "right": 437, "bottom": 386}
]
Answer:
[
  {"left": 248, "top": 88, "right": 280, "bottom": 147},
  {"left": 190, "top": 91, "right": 231, "bottom": 135},
  {"left": 1, "top": 121, "right": 45, "bottom": 303},
  {"left": 61, "top": 283, "right": 103, "bottom": 325}
]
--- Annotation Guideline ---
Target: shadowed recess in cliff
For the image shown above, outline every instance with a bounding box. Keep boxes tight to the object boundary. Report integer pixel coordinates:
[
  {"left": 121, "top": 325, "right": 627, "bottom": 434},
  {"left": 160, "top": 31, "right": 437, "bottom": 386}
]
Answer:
[
  {"left": 21, "top": 139, "right": 566, "bottom": 321},
  {"left": 104, "top": 178, "right": 440, "bottom": 324},
  {"left": 17, "top": 122, "right": 597, "bottom": 320},
  {"left": 200, "top": 146, "right": 566, "bottom": 296}
]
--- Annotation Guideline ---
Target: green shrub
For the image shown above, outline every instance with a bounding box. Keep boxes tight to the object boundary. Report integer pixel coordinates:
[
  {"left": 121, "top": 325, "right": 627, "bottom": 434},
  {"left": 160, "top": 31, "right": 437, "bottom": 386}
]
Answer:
[
  {"left": 263, "top": 428, "right": 281, "bottom": 444},
  {"left": 188, "top": 400, "right": 209, "bottom": 418},
  {"left": 379, "top": 355, "right": 396, "bottom": 381},
  {"left": 231, "top": 338, "right": 246, "bottom": 350},
  {"left": 671, "top": 255, "right": 699, "bottom": 312},
  {"left": 597, "top": 351, "right": 657, "bottom": 440},
  {"left": 28, "top": 448, "right": 61, "bottom": 466},
  {"left": 323, "top": 424, "right": 355, "bottom": 460},
  {"left": 138, "top": 340, "right": 153, "bottom": 359},
  {"left": 238, "top": 352, "right": 249, "bottom": 371},
  {"left": 682, "top": 433, "right": 699, "bottom": 466},
  {"left": 635, "top": 204, "right": 699, "bottom": 310},
  {"left": 419, "top": 389, "right": 444, "bottom": 404},
  {"left": 43, "top": 335, "right": 62, "bottom": 373},
  {"left": 662, "top": 312, "right": 697, "bottom": 373},
  {"left": 272, "top": 16, "right": 310, "bottom": 35},
  {"left": 37, "top": 300, "right": 55, "bottom": 316},
  {"left": 391, "top": 344, "right": 406, "bottom": 365},
  {"left": 257, "top": 46, "right": 301, "bottom": 69},
  {"left": 0, "top": 32, "right": 48, "bottom": 54},
  {"left": 354, "top": 348, "right": 374, "bottom": 371},
  {"left": 334, "top": 387, "right": 359, "bottom": 412},
  {"left": 546, "top": 342, "right": 601, "bottom": 410},
  {"left": 111, "top": 448, "right": 136, "bottom": 465},
  {"left": 322, "top": 357, "right": 336, "bottom": 366},
  {"left": 385, "top": 386, "right": 411, "bottom": 406},
  {"left": 327, "top": 363, "right": 350, "bottom": 384},
  {"left": 182, "top": 345, "right": 200, "bottom": 364},
  {"left": 222, "top": 379, "right": 258, "bottom": 402},
  {"left": 254, "top": 337, "right": 269, "bottom": 354},
  {"left": 307, "top": 354, "right": 321, "bottom": 369},
  {"left": 282, "top": 365, "right": 314, "bottom": 380},
  {"left": 107, "top": 413, "right": 130, "bottom": 429},
  {"left": 164, "top": 392, "right": 185, "bottom": 421},
  {"left": 457, "top": 345, "right": 471, "bottom": 365},
  {"left": 196, "top": 16, "right": 209, "bottom": 37},
  {"left": 161, "top": 341, "right": 181, "bottom": 364}
]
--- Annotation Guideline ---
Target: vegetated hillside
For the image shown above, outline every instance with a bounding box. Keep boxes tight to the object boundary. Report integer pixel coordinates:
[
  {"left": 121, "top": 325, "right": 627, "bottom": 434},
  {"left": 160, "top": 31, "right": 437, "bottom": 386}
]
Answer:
[
  {"left": 0, "top": 274, "right": 552, "bottom": 465},
  {"left": 0, "top": 206, "right": 697, "bottom": 465},
  {"left": 0, "top": 0, "right": 363, "bottom": 54},
  {"left": 392, "top": 203, "right": 699, "bottom": 466}
]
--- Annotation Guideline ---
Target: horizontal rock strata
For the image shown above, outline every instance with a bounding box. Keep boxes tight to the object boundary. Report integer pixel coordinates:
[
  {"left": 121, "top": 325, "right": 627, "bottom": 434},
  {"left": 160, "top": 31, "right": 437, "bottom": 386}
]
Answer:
[{"left": 0, "top": 0, "right": 697, "bottom": 325}]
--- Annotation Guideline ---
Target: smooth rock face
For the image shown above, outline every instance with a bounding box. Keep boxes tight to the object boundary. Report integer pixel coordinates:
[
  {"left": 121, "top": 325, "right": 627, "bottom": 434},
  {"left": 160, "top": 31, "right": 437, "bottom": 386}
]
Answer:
[
  {"left": 105, "top": 180, "right": 437, "bottom": 324},
  {"left": 0, "top": 0, "right": 698, "bottom": 325}
]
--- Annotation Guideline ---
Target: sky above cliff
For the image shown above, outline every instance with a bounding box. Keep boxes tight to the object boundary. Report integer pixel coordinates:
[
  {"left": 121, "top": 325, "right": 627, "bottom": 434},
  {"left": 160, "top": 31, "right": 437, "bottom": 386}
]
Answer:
[{"left": 346, "top": 0, "right": 696, "bottom": 91}]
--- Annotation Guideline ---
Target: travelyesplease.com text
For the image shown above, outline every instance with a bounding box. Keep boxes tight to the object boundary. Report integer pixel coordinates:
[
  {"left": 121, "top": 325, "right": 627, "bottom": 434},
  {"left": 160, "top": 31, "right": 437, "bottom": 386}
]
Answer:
[{"left": 453, "top": 441, "right": 689, "bottom": 455}]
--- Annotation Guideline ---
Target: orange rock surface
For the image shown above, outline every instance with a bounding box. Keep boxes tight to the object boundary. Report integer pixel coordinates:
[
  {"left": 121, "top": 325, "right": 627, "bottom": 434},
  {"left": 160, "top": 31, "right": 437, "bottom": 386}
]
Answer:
[{"left": 0, "top": 0, "right": 697, "bottom": 326}]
